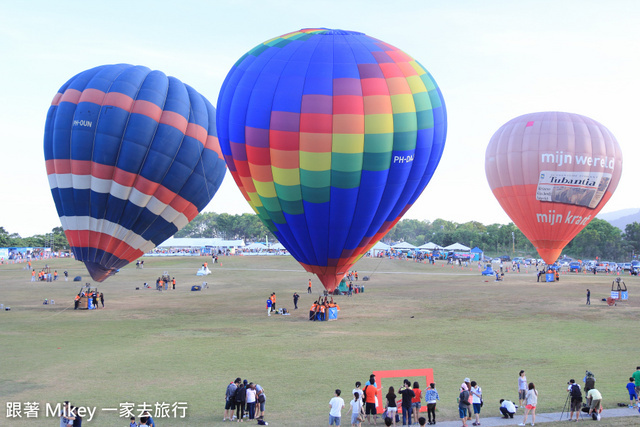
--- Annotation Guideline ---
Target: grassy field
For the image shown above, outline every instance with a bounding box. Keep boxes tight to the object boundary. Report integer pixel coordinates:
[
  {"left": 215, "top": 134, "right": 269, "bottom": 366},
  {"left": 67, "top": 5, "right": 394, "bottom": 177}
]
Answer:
[{"left": 1, "top": 255, "right": 639, "bottom": 426}]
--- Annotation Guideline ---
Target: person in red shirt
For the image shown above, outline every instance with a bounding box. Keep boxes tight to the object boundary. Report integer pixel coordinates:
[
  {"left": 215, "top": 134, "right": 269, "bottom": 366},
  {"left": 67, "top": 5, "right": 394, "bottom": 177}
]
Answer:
[{"left": 411, "top": 382, "right": 422, "bottom": 425}]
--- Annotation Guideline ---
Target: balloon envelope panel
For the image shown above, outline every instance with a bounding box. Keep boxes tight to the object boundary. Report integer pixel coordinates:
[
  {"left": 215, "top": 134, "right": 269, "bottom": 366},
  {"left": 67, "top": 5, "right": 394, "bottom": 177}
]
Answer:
[
  {"left": 44, "top": 64, "right": 226, "bottom": 281},
  {"left": 485, "top": 111, "right": 622, "bottom": 263},
  {"left": 217, "top": 29, "right": 447, "bottom": 290}
]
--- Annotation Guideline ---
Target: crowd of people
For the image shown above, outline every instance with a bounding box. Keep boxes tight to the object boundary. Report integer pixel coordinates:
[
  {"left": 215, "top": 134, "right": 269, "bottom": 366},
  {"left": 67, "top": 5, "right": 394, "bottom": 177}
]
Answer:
[
  {"left": 155, "top": 276, "right": 176, "bottom": 291},
  {"left": 73, "top": 287, "right": 104, "bottom": 310},
  {"left": 327, "top": 374, "right": 439, "bottom": 427},
  {"left": 224, "top": 377, "right": 267, "bottom": 423},
  {"left": 29, "top": 264, "right": 68, "bottom": 282},
  {"left": 322, "top": 368, "right": 622, "bottom": 427},
  {"left": 309, "top": 296, "right": 340, "bottom": 321}
]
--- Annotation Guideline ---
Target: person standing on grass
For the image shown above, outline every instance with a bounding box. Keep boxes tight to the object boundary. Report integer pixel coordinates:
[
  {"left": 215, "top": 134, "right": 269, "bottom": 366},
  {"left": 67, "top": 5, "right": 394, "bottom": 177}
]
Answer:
[
  {"left": 353, "top": 382, "right": 364, "bottom": 402},
  {"left": 364, "top": 379, "right": 378, "bottom": 425},
  {"left": 632, "top": 366, "right": 640, "bottom": 398},
  {"left": 224, "top": 378, "right": 240, "bottom": 421},
  {"left": 255, "top": 384, "right": 266, "bottom": 419},
  {"left": 458, "top": 386, "right": 470, "bottom": 427},
  {"left": 266, "top": 297, "right": 272, "bottom": 316},
  {"left": 518, "top": 370, "right": 527, "bottom": 409},
  {"left": 71, "top": 406, "right": 82, "bottom": 427},
  {"left": 586, "top": 288, "right": 591, "bottom": 305},
  {"left": 308, "top": 279, "right": 312, "bottom": 293},
  {"left": 385, "top": 386, "right": 397, "bottom": 427},
  {"left": 235, "top": 380, "right": 246, "bottom": 421},
  {"left": 518, "top": 383, "right": 537, "bottom": 426},
  {"left": 411, "top": 381, "right": 422, "bottom": 426},
  {"left": 470, "top": 380, "right": 482, "bottom": 426},
  {"left": 293, "top": 292, "right": 299, "bottom": 309},
  {"left": 59, "top": 401, "right": 75, "bottom": 427},
  {"left": 398, "top": 379, "right": 415, "bottom": 426},
  {"left": 460, "top": 378, "right": 472, "bottom": 423},
  {"left": 567, "top": 379, "right": 582, "bottom": 421},
  {"left": 627, "top": 377, "right": 638, "bottom": 408},
  {"left": 348, "top": 391, "right": 364, "bottom": 427},
  {"left": 140, "top": 411, "right": 155, "bottom": 426},
  {"left": 424, "top": 382, "right": 439, "bottom": 425},
  {"left": 329, "top": 389, "right": 345, "bottom": 426},
  {"left": 246, "top": 382, "right": 257, "bottom": 420}
]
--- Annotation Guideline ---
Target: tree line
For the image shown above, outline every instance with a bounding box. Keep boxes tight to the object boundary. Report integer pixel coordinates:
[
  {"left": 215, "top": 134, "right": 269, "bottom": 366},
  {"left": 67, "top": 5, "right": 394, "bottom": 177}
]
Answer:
[
  {"left": 384, "top": 217, "right": 639, "bottom": 261},
  {"left": 3, "top": 214, "right": 640, "bottom": 261}
]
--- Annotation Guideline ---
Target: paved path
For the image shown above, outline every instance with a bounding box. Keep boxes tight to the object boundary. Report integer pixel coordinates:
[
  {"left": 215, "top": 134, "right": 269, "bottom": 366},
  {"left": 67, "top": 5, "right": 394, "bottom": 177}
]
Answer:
[{"left": 410, "top": 406, "right": 638, "bottom": 426}]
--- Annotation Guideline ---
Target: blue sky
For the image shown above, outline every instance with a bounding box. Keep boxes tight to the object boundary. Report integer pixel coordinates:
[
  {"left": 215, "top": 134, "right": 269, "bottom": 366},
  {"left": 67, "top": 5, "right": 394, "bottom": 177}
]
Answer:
[{"left": 1, "top": 0, "right": 638, "bottom": 236}]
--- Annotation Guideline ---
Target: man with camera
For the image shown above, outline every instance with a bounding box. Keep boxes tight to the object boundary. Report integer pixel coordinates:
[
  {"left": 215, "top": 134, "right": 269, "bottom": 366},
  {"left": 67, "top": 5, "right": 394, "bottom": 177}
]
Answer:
[{"left": 567, "top": 379, "right": 582, "bottom": 421}]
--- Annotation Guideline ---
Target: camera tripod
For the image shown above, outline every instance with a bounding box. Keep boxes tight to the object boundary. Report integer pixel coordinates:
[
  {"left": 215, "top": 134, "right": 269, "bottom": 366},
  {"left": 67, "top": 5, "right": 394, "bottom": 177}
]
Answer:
[{"left": 559, "top": 392, "right": 570, "bottom": 421}]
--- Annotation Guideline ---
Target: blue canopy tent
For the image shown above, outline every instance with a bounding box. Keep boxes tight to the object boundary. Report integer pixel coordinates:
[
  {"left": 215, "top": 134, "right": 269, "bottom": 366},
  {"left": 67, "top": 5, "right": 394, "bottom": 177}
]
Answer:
[{"left": 470, "top": 247, "right": 484, "bottom": 261}]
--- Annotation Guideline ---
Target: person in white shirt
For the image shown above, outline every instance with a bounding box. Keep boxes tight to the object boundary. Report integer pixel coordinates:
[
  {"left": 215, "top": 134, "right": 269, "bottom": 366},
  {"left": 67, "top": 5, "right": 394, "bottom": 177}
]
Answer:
[
  {"left": 329, "top": 389, "right": 345, "bottom": 426},
  {"left": 499, "top": 399, "right": 516, "bottom": 418},
  {"left": 352, "top": 381, "right": 364, "bottom": 401},
  {"left": 246, "top": 382, "right": 257, "bottom": 420},
  {"left": 470, "top": 381, "right": 482, "bottom": 426}
]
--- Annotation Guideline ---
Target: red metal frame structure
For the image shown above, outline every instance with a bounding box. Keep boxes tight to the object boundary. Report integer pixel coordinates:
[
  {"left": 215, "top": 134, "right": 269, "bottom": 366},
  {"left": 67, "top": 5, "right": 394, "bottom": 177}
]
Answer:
[{"left": 372, "top": 368, "right": 435, "bottom": 415}]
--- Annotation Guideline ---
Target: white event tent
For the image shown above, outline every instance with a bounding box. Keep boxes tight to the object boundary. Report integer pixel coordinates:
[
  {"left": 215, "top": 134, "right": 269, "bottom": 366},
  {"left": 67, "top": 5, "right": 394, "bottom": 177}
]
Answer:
[{"left": 443, "top": 243, "right": 471, "bottom": 252}]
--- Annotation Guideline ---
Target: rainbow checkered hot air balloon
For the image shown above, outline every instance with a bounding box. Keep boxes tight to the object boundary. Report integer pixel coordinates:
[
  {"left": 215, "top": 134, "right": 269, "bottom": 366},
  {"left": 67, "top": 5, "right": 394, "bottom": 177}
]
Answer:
[
  {"left": 217, "top": 29, "right": 447, "bottom": 291},
  {"left": 44, "top": 64, "right": 226, "bottom": 281}
]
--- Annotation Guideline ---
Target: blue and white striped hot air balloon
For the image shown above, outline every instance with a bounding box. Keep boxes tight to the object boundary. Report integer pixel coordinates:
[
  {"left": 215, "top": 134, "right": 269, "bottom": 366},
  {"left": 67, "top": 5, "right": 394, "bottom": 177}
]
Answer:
[{"left": 44, "top": 64, "right": 226, "bottom": 281}]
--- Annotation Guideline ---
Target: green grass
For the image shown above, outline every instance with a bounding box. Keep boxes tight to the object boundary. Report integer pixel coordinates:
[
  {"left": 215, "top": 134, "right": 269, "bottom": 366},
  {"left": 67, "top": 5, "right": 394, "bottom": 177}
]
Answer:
[{"left": 1, "top": 256, "right": 639, "bottom": 426}]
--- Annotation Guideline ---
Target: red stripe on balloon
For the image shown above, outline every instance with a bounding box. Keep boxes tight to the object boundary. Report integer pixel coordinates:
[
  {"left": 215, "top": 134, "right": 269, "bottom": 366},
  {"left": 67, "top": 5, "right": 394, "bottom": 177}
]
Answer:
[
  {"left": 46, "top": 159, "right": 199, "bottom": 218},
  {"left": 132, "top": 100, "right": 163, "bottom": 122},
  {"left": 52, "top": 87, "right": 211, "bottom": 146},
  {"left": 205, "top": 135, "right": 223, "bottom": 160},
  {"left": 65, "top": 229, "right": 144, "bottom": 262},
  {"left": 58, "top": 89, "right": 82, "bottom": 105},
  {"left": 51, "top": 92, "right": 63, "bottom": 106}
]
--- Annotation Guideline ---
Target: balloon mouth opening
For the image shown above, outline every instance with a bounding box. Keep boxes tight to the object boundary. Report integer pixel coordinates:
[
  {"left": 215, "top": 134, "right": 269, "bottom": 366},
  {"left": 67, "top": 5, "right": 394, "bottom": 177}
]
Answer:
[{"left": 84, "top": 262, "right": 117, "bottom": 282}]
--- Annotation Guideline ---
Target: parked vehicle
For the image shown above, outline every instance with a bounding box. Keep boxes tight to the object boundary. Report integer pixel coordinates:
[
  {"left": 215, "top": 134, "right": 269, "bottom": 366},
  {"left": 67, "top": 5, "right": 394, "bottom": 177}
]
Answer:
[
  {"left": 621, "top": 262, "right": 632, "bottom": 271},
  {"left": 569, "top": 261, "right": 582, "bottom": 272}
]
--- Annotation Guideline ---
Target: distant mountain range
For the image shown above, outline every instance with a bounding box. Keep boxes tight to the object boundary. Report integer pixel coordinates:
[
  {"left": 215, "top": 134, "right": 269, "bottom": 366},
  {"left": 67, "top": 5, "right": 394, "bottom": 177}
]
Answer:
[{"left": 597, "top": 208, "right": 640, "bottom": 231}]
